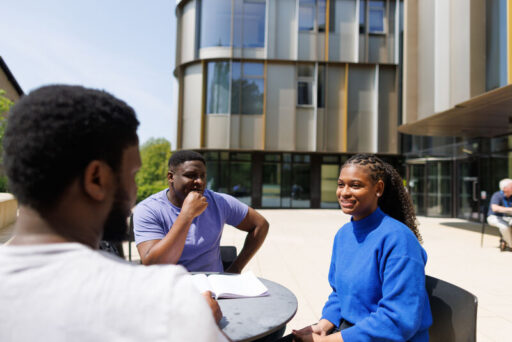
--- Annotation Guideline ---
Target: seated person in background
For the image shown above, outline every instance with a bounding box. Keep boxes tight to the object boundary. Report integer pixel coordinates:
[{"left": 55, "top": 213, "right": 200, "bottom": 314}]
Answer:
[
  {"left": 0, "top": 85, "right": 227, "bottom": 342},
  {"left": 134, "top": 150, "right": 269, "bottom": 272},
  {"left": 487, "top": 178, "right": 512, "bottom": 251},
  {"left": 291, "top": 154, "right": 432, "bottom": 342}
]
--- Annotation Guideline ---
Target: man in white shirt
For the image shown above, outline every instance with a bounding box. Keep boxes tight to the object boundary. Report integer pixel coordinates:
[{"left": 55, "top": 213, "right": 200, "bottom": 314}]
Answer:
[{"left": 0, "top": 85, "right": 228, "bottom": 342}]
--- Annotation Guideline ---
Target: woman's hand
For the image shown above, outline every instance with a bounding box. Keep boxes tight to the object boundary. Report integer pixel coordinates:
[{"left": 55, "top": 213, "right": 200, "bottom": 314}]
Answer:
[
  {"left": 292, "top": 320, "right": 339, "bottom": 342},
  {"left": 292, "top": 324, "right": 327, "bottom": 337}
]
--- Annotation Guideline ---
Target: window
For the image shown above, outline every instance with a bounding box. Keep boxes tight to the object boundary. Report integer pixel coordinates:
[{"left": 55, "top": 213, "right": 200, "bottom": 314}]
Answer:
[
  {"left": 234, "top": 0, "right": 266, "bottom": 48},
  {"left": 201, "top": 0, "right": 265, "bottom": 49},
  {"left": 207, "top": 62, "right": 230, "bottom": 114},
  {"left": 299, "top": 0, "right": 326, "bottom": 32},
  {"left": 368, "top": 0, "right": 386, "bottom": 33},
  {"left": 200, "top": 0, "right": 232, "bottom": 48},
  {"left": 231, "top": 62, "right": 264, "bottom": 114},
  {"left": 317, "top": 0, "right": 326, "bottom": 32},
  {"left": 297, "top": 64, "right": 314, "bottom": 106},
  {"left": 359, "top": 0, "right": 366, "bottom": 33},
  {"left": 262, "top": 156, "right": 281, "bottom": 208}
]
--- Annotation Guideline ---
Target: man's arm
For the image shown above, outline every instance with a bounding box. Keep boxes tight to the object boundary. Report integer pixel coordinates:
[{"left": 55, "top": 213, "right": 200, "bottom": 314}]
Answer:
[
  {"left": 225, "top": 207, "right": 269, "bottom": 273},
  {"left": 137, "top": 191, "right": 208, "bottom": 265},
  {"left": 491, "top": 204, "right": 512, "bottom": 215}
]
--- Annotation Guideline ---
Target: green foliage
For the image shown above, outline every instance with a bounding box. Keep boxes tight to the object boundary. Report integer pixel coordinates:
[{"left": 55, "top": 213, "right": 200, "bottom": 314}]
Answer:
[
  {"left": 136, "top": 137, "right": 172, "bottom": 203},
  {"left": 0, "top": 175, "right": 7, "bottom": 192},
  {"left": 0, "top": 90, "right": 13, "bottom": 192}
]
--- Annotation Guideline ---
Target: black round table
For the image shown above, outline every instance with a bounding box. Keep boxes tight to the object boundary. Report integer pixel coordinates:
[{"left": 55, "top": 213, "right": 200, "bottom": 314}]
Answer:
[{"left": 217, "top": 277, "right": 298, "bottom": 342}]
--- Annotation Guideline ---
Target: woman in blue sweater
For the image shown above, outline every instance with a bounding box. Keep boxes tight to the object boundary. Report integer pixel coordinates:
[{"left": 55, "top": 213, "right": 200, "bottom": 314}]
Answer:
[{"left": 292, "top": 154, "right": 432, "bottom": 342}]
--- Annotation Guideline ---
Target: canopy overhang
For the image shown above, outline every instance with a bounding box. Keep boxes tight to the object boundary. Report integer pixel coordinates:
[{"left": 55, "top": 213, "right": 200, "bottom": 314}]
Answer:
[{"left": 398, "top": 84, "right": 512, "bottom": 138}]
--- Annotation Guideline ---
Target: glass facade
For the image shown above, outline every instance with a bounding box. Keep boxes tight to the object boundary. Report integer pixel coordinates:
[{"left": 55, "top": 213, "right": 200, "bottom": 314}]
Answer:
[
  {"left": 291, "top": 155, "right": 311, "bottom": 208},
  {"left": 178, "top": 0, "right": 406, "bottom": 209},
  {"left": 204, "top": 151, "right": 252, "bottom": 205},
  {"left": 200, "top": 0, "right": 232, "bottom": 48},
  {"left": 262, "top": 154, "right": 281, "bottom": 207},
  {"left": 198, "top": 151, "right": 405, "bottom": 209},
  {"left": 234, "top": 0, "right": 266, "bottom": 48},
  {"left": 207, "top": 61, "right": 263, "bottom": 115},
  {"left": 231, "top": 62, "right": 264, "bottom": 114},
  {"left": 485, "top": 0, "right": 508, "bottom": 90},
  {"left": 299, "top": 0, "right": 326, "bottom": 32},
  {"left": 299, "top": 0, "right": 315, "bottom": 31},
  {"left": 368, "top": 1, "right": 386, "bottom": 33},
  {"left": 207, "top": 62, "right": 230, "bottom": 114},
  {"left": 321, "top": 163, "right": 339, "bottom": 208},
  {"left": 200, "top": 0, "right": 266, "bottom": 49}
]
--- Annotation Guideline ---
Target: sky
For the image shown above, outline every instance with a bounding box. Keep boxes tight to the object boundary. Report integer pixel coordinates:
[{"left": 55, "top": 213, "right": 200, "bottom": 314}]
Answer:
[{"left": 0, "top": 0, "right": 178, "bottom": 147}]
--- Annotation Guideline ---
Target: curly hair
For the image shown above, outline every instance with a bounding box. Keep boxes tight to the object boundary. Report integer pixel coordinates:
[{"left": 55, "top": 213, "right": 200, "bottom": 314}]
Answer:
[
  {"left": 3, "top": 85, "right": 139, "bottom": 212},
  {"left": 168, "top": 150, "right": 206, "bottom": 170},
  {"left": 343, "top": 154, "right": 422, "bottom": 243}
]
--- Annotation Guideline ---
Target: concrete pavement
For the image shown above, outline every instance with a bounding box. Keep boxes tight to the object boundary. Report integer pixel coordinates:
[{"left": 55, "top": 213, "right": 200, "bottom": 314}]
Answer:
[{"left": 218, "top": 210, "right": 511, "bottom": 342}]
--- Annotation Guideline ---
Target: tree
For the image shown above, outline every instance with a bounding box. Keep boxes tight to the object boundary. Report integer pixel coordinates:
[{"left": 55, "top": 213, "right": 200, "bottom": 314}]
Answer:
[
  {"left": 0, "top": 90, "right": 13, "bottom": 192},
  {"left": 136, "top": 138, "right": 172, "bottom": 203}
]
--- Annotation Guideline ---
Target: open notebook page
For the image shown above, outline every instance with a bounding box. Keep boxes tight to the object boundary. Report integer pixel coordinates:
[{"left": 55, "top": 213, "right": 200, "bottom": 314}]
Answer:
[{"left": 208, "top": 272, "right": 269, "bottom": 299}]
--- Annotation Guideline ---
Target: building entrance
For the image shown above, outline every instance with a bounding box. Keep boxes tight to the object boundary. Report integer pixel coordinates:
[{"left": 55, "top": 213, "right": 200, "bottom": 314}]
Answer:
[
  {"left": 407, "top": 158, "right": 453, "bottom": 217},
  {"left": 457, "top": 159, "right": 481, "bottom": 221}
]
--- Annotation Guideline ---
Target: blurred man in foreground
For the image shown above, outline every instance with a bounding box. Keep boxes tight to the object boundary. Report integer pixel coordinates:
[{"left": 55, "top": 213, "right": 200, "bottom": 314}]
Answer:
[{"left": 0, "top": 85, "right": 228, "bottom": 341}]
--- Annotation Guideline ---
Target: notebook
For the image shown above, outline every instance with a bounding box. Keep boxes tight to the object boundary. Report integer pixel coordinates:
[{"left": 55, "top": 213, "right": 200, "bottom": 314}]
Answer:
[{"left": 191, "top": 271, "right": 269, "bottom": 299}]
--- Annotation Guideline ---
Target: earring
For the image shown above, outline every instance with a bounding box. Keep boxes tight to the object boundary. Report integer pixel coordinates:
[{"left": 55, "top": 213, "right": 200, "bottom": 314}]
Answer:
[{"left": 376, "top": 193, "right": 380, "bottom": 197}]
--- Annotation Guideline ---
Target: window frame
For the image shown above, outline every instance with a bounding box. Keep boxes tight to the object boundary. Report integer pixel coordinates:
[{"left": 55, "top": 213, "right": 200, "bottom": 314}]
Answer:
[
  {"left": 298, "top": 0, "right": 326, "bottom": 33},
  {"left": 231, "top": 61, "right": 265, "bottom": 115},
  {"left": 367, "top": 0, "right": 388, "bottom": 35},
  {"left": 296, "top": 64, "right": 316, "bottom": 108}
]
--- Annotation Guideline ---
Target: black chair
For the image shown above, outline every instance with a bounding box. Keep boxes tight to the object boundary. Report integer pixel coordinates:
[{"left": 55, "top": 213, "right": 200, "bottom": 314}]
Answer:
[
  {"left": 220, "top": 245, "right": 237, "bottom": 271},
  {"left": 426, "top": 275, "right": 478, "bottom": 342}
]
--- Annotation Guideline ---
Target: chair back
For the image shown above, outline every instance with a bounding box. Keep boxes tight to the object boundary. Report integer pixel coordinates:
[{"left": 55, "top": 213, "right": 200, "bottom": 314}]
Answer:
[
  {"left": 220, "top": 246, "right": 237, "bottom": 271},
  {"left": 426, "top": 275, "right": 478, "bottom": 342}
]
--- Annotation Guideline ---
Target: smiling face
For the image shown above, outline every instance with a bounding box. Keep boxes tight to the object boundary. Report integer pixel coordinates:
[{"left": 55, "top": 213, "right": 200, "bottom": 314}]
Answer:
[
  {"left": 336, "top": 164, "right": 384, "bottom": 221},
  {"left": 167, "top": 160, "right": 207, "bottom": 207}
]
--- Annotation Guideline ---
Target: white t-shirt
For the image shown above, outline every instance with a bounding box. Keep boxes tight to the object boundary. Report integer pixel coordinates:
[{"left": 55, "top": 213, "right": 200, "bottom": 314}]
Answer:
[{"left": 0, "top": 243, "right": 228, "bottom": 342}]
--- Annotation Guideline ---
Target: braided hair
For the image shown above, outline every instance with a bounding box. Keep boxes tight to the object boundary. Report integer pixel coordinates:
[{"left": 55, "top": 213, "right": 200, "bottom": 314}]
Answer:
[{"left": 343, "top": 154, "right": 422, "bottom": 243}]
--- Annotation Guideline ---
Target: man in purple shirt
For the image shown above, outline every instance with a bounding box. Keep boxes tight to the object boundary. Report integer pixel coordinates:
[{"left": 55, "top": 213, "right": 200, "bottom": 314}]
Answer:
[{"left": 133, "top": 150, "right": 269, "bottom": 272}]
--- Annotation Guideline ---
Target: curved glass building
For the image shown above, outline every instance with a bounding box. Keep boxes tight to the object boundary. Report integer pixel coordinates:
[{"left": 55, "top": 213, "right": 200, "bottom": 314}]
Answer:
[{"left": 174, "top": 0, "right": 404, "bottom": 208}]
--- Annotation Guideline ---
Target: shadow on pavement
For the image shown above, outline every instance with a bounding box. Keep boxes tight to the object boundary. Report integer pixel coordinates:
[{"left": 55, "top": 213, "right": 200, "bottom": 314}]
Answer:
[{"left": 439, "top": 221, "right": 501, "bottom": 237}]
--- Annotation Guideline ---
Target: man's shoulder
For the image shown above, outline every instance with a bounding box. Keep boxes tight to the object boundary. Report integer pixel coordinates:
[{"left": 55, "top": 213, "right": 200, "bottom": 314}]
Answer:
[
  {"left": 91, "top": 252, "right": 190, "bottom": 290},
  {"left": 205, "top": 189, "right": 245, "bottom": 206},
  {"left": 138, "top": 189, "right": 168, "bottom": 206},
  {"left": 134, "top": 189, "right": 170, "bottom": 216},
  {"left": 491, "top": 191, "right": 505, "bottom": 201}
]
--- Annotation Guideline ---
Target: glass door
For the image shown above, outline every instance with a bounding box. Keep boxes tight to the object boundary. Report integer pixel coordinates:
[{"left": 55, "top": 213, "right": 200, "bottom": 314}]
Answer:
[
  {"left": 408, "top": 163, "right": 426, "bottom": 216},
  {"left": 457, "top": 159, "right": 480, "bottom": 221},
  {"left": 426, "top": 161, "right": 452, "bottom": 217}
]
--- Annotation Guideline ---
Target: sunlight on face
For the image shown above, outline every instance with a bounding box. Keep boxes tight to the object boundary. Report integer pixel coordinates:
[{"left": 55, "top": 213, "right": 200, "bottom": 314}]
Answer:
[{"left": 336, "top": 165, "right": 383, "bottom": 221}]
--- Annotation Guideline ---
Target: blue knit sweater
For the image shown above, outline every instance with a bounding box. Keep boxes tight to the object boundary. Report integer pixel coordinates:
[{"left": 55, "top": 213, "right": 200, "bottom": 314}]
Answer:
[{"left": 321, "top": 207, "right": 432, "bottom": 342}]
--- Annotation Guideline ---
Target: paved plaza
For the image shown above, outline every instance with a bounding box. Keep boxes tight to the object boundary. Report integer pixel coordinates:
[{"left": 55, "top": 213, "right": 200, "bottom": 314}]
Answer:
[
  {"left": 218, "top": 210, "right": 511, "bottom": 342},
  {"left": 2, "top": 209, "right": 511, "bottom": 341}
]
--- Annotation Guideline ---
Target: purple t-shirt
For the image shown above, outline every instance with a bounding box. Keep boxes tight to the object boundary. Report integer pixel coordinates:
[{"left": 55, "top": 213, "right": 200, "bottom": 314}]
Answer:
[{"left": 133, "top": 189, "right": 248, "bottom": 272}]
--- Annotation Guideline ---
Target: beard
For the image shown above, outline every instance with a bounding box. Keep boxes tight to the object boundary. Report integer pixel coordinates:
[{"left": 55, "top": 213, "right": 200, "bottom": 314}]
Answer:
[{"left": 101, "top": 187, "right": 131, "bottom": 242}]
